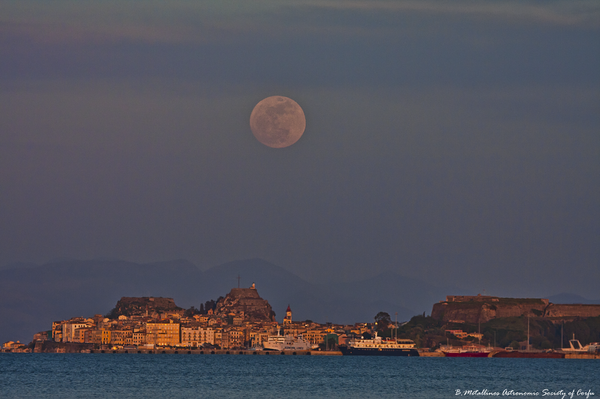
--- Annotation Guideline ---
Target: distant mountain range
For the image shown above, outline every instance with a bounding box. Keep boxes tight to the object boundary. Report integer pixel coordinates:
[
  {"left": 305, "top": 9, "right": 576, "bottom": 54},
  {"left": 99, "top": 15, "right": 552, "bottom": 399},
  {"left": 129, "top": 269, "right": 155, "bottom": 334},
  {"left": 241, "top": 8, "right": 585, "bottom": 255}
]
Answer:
[
  {"left": 545, "top": 293, "right": 600, "bottom": 305},
  {"left": 1, "top": 258, "right": 597, "bottom": 344}
]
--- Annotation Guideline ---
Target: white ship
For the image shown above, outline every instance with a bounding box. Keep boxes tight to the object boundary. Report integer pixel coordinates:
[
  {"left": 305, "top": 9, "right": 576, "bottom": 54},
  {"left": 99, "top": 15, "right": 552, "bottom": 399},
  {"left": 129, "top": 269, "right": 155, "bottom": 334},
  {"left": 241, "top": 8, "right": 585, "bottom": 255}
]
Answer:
[
  {"left": 561, "top": 334, "right": 600, "bottom": 353},
  {"left": 339, "top": 332, "right": 419, "bottom": 356},
  {"left": 262, "top": 332, "right": 316, "bottom": 351}
]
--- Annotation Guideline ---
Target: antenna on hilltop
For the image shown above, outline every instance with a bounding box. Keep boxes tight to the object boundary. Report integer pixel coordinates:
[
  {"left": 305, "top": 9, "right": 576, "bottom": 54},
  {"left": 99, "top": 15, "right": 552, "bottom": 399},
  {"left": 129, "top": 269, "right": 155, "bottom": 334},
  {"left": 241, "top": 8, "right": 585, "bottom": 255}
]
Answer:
[{"left": 237, "top": 274, "right": 240, "bottom": 288}]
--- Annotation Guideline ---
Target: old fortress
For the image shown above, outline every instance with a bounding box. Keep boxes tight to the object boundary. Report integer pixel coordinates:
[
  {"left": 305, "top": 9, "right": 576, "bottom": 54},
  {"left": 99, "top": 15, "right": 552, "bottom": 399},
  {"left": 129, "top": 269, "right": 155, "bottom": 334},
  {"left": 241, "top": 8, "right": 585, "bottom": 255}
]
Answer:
[{"left": 432, "top": 294, "right": 600, "bottom": 324}]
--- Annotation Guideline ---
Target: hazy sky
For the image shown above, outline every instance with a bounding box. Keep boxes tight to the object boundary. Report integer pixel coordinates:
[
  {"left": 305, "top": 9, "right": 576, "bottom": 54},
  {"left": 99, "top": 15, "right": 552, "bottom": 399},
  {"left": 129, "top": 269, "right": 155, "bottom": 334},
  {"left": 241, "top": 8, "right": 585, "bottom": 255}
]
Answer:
[{"left": 1, "top": 0, "right": 599, "bottom": 298}]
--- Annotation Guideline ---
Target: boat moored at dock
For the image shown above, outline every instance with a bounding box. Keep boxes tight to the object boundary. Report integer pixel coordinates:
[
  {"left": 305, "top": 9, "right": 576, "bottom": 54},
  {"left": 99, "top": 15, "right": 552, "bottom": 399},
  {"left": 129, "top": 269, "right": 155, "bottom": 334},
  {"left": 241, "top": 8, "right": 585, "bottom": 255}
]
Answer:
[
  {"left": 262, "top": 333, "right": 316, "bottom": 351},
  {"left": 339, "top": 333, "right": 419, "bottom": 356},
  {"left": 441, "top": 344, "right": 491, "bottom": 357}
]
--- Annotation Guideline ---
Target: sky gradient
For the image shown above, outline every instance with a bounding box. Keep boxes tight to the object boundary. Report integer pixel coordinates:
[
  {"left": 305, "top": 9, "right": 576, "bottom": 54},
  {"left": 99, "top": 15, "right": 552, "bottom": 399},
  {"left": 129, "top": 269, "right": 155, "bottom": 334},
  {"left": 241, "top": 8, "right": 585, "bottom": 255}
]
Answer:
[{"left": 1, "top": 0, "right": 599, "bottom": 298}]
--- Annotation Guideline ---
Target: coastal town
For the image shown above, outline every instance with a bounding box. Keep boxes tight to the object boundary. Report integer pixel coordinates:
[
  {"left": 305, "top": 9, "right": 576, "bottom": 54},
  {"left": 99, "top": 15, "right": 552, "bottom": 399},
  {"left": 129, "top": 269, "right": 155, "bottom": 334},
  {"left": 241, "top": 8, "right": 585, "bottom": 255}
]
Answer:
[
  {"left": 2, "top": 286, "right": 600, "bottom": 358},
  {"left": 3, "top": 285, "right": 367, "bottom": 354}
]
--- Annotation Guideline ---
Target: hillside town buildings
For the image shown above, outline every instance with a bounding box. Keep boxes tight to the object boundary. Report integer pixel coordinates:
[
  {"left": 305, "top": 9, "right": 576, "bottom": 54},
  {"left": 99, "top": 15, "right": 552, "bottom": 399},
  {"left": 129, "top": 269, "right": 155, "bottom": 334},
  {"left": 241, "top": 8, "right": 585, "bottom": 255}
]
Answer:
[{"left": 23, "top": 286, "right": 361, "bottom": 352}]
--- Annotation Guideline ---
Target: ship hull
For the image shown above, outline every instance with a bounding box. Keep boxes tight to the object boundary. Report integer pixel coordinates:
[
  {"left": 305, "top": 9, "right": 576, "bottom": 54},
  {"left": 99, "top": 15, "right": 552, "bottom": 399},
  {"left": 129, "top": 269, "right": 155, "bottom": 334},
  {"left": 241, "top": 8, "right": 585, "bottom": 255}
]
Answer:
[
  {"left": 262, "top": 335, "right": 313, "bottom": 351},
  {"left": 263, "top": 345, "right": 312, "bottom": 351},
  {"left": 492, "top": 351, "right": 564, "bottom": 359},
  {"left": 443, "top": 351, "right": 490, "bottom": 358},
  {"left": 339, "top": 346, "right": 419, "bottom": 356}
]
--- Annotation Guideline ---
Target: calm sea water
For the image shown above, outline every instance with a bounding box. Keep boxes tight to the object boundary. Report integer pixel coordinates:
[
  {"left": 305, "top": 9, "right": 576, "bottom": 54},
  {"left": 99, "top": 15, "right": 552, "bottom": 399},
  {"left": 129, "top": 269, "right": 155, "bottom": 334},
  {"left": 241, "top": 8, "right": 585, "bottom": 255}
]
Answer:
[{"left": 1, "top": 354, "right": 599, "bottom": 398}]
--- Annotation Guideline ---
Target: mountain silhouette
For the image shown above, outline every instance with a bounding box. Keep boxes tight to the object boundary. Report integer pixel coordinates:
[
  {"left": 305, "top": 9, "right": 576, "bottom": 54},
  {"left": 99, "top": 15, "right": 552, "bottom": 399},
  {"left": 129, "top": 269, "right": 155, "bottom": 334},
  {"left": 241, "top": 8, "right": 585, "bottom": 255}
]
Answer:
[{"left": 546, "top": 293, "right": 600, "bottom": 305}]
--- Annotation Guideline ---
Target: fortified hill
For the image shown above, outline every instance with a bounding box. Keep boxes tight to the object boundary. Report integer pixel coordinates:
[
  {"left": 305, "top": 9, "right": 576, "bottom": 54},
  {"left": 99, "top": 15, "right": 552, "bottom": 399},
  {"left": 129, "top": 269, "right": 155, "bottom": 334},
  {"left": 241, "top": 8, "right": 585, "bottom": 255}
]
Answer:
[
  {"left": 432, "top": 295, "right": 600, "bottom": 324},
  {"left": 214, "top": 285, "right": 276, "bottom": 322},
  {"left": 111, "top": 297, "right": 183, "bottom": 318}
]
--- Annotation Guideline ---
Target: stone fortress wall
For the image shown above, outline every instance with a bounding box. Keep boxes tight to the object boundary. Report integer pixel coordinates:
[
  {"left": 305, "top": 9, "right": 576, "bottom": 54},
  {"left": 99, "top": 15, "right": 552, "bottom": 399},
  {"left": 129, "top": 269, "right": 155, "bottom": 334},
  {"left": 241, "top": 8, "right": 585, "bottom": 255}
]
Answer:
[{"left": 432, "top": 295, "right": 600, "bottom": 324}]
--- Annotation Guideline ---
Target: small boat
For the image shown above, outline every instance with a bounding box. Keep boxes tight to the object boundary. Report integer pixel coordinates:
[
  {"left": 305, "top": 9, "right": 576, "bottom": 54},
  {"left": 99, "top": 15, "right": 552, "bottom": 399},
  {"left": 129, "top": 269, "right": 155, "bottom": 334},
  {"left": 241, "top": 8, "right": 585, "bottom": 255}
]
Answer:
[
  {"left": 442, "top": 344, "right": 491, "bottom": 358},
  {"left": 561, "top": 335, "right": 600, "bottom": 354}
]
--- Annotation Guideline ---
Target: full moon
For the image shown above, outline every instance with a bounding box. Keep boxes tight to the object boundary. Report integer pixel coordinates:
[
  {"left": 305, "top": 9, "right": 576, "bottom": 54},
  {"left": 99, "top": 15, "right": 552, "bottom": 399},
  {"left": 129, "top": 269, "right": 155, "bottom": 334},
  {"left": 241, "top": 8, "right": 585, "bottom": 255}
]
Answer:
[{"left": 249, "top": 96, "right": 306, "bottom": 148}]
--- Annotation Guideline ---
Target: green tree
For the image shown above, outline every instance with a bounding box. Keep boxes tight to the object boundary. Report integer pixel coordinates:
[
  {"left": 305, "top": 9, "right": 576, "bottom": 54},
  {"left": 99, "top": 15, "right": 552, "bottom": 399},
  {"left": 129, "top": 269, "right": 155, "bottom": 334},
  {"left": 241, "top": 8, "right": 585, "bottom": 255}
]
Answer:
[
  {"left": 105, "top": 308, "right": 118, "bottom": 319},
  {"left": 374, "top": 312, "right": 392, "bottom": 333},
  {"left": 184, "top": 306, "right": 199, "bottom": 317}
]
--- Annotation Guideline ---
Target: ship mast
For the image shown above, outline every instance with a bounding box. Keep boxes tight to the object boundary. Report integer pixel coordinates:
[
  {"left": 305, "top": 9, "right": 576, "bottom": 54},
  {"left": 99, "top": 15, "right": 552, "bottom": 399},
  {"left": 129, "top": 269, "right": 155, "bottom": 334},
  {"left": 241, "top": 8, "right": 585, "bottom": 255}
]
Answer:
[
  {"left": 527, "top": 315, "right": 530, "bottom": 351},
  {"left": 561, "top": 321, "right": 564, "bottom": 349}
]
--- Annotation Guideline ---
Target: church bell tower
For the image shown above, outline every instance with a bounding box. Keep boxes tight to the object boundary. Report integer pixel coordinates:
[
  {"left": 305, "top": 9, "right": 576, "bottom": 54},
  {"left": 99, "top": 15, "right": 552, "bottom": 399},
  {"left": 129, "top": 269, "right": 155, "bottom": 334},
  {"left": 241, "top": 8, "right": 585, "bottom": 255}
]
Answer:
[{"left": 283, "top": 305, "right": 292, "bottom": 325}]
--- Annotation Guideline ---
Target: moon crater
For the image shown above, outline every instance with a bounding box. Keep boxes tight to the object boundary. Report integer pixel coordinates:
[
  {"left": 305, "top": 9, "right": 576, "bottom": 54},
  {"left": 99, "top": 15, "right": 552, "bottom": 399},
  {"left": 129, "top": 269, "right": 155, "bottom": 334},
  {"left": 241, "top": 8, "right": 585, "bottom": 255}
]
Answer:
[{"left": 250, "top": 96, "right": 306, "bottom": 148}]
